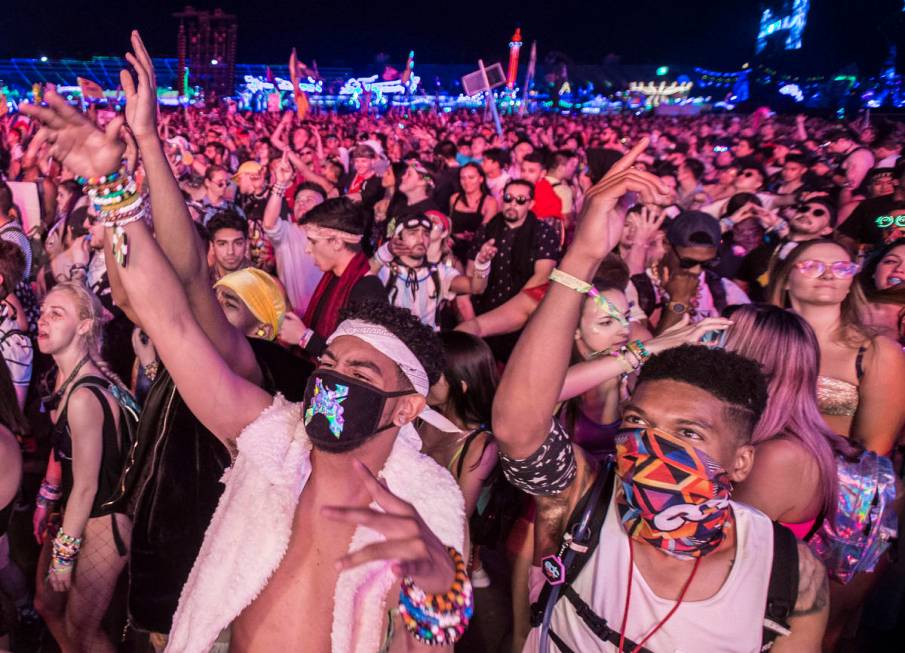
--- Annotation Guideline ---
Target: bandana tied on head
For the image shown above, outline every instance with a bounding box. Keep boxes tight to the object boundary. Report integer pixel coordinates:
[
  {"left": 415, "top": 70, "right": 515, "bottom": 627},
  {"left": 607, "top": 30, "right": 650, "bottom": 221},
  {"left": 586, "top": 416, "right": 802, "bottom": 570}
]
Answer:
[
  {"left": 317, "top": 319, "right": 459, "bottom": 449},
  {"left": 215, "top": 268, "right": 286, "bottom": 340},
  {"left": 615, "top": 427, "right": 733, "bottom": 559}
]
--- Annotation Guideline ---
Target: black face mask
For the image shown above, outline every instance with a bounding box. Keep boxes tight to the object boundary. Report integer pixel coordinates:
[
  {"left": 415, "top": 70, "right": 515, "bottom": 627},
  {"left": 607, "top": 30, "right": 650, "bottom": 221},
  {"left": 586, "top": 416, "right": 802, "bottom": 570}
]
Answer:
[{"left": 302, "top": 369, "right": 412, "bottom": 453}]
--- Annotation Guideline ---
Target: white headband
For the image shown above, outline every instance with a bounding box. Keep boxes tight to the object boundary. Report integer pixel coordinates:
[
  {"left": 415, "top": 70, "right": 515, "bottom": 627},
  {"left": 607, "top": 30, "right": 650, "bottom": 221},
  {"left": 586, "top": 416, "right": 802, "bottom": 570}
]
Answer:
[{"left": 327, "top": 319, "right": 459, "bottom": 436}]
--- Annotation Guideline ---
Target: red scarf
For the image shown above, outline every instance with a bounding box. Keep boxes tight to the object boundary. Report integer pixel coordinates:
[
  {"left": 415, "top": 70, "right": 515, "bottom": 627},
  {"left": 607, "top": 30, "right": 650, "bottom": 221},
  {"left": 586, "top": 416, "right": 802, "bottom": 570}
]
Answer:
[{"left": 304, "top": 251, "right": 371, "bottom": 339}]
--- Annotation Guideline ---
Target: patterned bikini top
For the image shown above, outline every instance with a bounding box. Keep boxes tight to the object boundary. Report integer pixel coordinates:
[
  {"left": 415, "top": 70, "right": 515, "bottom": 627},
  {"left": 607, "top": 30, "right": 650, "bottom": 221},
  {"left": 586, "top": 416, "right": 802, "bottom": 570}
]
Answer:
[{"left": 816, "top": 346, "right": 866, "bottom": 418}]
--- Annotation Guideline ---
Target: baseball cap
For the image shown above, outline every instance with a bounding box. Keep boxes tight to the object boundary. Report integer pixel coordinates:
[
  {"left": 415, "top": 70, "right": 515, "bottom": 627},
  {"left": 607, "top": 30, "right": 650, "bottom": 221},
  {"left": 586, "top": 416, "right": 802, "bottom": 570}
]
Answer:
[
  {"left": 233, "top": 161, "right": 262, "bottom": 180},
  {"left": 667, "top": 211, "right": 721, "bottom": 248}
]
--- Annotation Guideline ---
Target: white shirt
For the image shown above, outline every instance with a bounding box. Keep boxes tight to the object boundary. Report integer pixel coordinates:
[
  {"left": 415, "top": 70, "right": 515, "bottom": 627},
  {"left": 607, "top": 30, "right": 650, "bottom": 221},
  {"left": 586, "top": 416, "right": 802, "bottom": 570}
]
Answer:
[
  {"left": 692, "top": 273, "right": 750, "bottom": 321},
  {"left": 523, "top": 487, "right": 775, "bottom": 653},
  {"left": 487, "top": 171, "right": 512, "bottom": 204},
  {"left": 377, "top": 260, "right": 461, "bottom": 330},
  {"left": 0, "top": 304, "right": 32, "bottom": 394},
  {"left": 262, "top": 219, "right": 322, "bottom": 314}
]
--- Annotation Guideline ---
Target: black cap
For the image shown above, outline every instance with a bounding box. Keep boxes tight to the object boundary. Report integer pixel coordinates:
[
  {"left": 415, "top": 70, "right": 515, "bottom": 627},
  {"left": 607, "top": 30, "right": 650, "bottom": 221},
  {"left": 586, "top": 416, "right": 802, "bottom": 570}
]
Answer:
[{"left": 667, "top": 211, "right": 721, "bottom": 248}]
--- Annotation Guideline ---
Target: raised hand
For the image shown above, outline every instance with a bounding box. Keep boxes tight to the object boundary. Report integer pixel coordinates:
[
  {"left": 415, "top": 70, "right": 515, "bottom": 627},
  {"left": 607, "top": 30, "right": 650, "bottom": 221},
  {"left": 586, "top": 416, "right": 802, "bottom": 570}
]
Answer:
[
  {"left": 475, "top": 238, "right": 497, "bottom": 266},
  {"left": 121, "top": 30, "right": 159, "bottom": 141},
  {"left": 634, "top": 205, "right": 667, "bottom": 245},
  {"left": 274, "top": 151, "right": 295, "bottom": 186},
  {"left": 574, "top": 137, "right": 671, "bottom": 261},
  {"left": 277, "top": 311, "right": 308, "bottom": 346},
  {"left": 20, "top": 92, "right": 125, "bottom": 179},
  {"left": 322, "top": 460, "right": 456, "bottom": 594},
  {"left": 647, "top": 315, "right": 733, "bottom": 355}
]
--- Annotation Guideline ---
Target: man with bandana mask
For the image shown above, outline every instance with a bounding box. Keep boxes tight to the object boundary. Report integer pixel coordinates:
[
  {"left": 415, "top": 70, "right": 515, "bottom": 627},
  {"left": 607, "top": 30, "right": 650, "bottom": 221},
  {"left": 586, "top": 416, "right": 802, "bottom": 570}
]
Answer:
[
  {"left": 493, "top": 138, "right": 829, "bottom": 653},
  {"left": 23, "top": 44, "right": 472, "bottom": 653}
]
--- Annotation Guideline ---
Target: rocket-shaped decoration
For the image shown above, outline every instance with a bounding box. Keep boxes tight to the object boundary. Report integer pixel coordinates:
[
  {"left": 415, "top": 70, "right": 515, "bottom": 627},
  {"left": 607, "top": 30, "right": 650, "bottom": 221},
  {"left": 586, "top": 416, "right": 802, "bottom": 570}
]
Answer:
[{"left": 507, "top": 28, "right": 523, "bottom": 89}]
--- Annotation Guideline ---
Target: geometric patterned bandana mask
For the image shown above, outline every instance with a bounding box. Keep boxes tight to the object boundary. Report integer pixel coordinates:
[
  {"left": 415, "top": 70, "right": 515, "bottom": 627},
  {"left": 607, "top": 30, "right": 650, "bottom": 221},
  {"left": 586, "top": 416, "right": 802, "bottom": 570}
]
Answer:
[{"left": 615, "top": 427, "right": 734, "bottom": 559}]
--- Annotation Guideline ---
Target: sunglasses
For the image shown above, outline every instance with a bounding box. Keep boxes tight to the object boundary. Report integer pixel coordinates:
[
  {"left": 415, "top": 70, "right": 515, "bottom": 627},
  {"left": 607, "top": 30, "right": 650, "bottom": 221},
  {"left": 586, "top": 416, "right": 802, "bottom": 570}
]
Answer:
[
  {"left": 503, "top": 193, "right": 531, "bottom": 205},
  {"left": 211, "top": 180, "right": 229, "bottom": 188},
  {"left": 794, "top": 259, "right": 859, "bottom": 279},
  {"left": 796, "top": 205, "right": 827, "bottom": 217},
  {"left": 400, "top": 217, "right": 433, "bottom": 232}
]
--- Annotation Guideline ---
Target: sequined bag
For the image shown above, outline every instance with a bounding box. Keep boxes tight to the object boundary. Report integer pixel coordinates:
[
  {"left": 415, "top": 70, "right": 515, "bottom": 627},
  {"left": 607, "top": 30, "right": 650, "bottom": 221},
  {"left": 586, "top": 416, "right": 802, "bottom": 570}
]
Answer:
[{"left": 809, "top": 451, "right": 898, "bottom": 584}]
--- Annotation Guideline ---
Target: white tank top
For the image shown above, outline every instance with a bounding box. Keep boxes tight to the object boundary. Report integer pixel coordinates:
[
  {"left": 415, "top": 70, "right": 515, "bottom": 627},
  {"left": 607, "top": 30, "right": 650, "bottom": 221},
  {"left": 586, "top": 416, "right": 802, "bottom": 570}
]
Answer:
[{"left": 524, "top": 484, "right": 775, "bottom": 653}]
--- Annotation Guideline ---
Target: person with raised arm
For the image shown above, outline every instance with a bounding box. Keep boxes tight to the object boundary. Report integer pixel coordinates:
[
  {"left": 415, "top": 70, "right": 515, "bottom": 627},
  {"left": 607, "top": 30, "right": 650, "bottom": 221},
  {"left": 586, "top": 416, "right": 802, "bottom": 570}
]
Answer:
[
  {"left": 491, "top": 138, "right": 829, "bottom": 653},
  {"left": 22, "top": 33, "right": 471, "bottom": 653},
  {"left": 91, "top": 33, "right": 312, "bottom": 647}
]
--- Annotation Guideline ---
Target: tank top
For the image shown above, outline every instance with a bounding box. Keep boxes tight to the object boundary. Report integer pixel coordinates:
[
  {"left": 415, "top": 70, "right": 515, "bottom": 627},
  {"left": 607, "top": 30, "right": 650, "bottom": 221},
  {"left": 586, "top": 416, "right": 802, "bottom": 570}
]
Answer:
[
  {"left": 816, "top": 346, "right": 865, "bottom": 417},
  {"left": 51, "top": 375, "right": 128, "bottom": 518},
  {"left": 449, "top": 193, "right": 487, "bottom": 261},
  {"left": 523, "top": 488, "right": 775, "bottom": 653}
]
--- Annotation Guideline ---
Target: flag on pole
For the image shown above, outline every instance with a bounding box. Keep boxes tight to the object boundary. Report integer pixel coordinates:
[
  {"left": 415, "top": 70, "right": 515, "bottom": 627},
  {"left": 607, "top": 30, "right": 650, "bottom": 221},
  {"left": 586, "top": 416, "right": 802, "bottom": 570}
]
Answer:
[
  {"left": 519, "top": 40, "right": 537, "bottom": 116},
  {"left": 78, "top": 77, "right": 105, "bottom": 100},
  {"left": 289, "top": 48, "right": 310, "bottom": 120}
]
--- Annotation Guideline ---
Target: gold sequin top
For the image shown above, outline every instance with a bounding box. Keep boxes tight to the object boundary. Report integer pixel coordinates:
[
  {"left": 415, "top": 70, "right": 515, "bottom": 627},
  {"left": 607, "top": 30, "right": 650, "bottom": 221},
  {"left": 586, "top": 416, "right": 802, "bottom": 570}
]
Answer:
[{"left": 816, "top": 376, "right": 860, "bottom": 417}]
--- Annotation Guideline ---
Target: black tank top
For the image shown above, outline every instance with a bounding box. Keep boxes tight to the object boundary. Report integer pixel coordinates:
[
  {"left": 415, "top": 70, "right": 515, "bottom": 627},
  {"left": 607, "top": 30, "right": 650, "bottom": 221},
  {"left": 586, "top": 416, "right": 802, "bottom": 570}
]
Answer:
[
  {"left": 51, "top": 375, "right": 128, "bottom": 518},
  {"left": 449, "top": 193, "right": 487, "bottom": 260}
]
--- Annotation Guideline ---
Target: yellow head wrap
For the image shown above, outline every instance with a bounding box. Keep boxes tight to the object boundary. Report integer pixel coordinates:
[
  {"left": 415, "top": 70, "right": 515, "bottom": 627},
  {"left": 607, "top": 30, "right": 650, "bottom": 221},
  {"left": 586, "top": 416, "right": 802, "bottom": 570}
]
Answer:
[{"left": 214, "top": 268, "right": 286, "bottom": 340}]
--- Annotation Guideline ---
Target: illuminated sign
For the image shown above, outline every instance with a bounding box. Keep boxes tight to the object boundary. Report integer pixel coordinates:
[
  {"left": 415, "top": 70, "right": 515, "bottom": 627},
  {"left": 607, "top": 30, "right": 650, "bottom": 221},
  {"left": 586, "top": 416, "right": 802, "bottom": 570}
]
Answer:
[
  {"left": 779, "top": 83, "right": 804, "bottom": 102},
  {"left": 628, "top": 81, "right": 693, "bottom": 106},
  {"left": 339, "top": 74, "right": 420, "bottom": 96},
  {"left": 242, "top": 75, "right": 323, "bottom": 94}
]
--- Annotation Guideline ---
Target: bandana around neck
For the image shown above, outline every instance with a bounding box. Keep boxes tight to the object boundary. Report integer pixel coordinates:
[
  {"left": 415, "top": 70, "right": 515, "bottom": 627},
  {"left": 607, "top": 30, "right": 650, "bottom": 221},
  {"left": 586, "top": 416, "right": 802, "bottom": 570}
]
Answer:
[{"left": 615, "top": 427, "right": 734, "bottom": 559}]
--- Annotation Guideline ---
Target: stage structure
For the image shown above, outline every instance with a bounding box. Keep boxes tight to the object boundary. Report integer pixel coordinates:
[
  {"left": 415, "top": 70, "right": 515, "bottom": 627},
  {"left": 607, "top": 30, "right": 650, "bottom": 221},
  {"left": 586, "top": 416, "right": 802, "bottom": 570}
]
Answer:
[{"left": 173, "top": 6, "right": 238, "bottom": 97}]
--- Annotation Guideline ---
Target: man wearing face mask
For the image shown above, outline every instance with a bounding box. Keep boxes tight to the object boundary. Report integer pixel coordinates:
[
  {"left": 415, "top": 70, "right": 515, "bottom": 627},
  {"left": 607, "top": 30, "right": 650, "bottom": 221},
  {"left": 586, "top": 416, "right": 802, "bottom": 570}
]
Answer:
[
  {"left": 656, "top": 211, "right": 750, "bottom": 333},
  {"left": 492, "top": 139, "right": 828, "bottom": 653},
  {"left": 373, "top": 213, "right": 497, "bottom": 329}
]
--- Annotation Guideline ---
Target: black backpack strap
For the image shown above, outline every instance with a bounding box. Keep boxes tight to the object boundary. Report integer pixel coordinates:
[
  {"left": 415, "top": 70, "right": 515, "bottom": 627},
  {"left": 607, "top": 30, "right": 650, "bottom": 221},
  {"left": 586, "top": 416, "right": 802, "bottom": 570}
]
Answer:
[
  {"left": 532, "top": 460, "right": 615, "bottom": 653},
  {"left": 762, "top": 522, "right": 799, "bottom": 650}
]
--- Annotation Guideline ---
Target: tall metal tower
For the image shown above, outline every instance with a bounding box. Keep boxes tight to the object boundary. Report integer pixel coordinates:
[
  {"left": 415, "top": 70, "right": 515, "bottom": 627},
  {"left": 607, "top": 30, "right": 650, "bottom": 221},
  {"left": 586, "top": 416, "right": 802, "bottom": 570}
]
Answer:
[{"left": 173, "top": 6, "right": 238, "bottom": 97}]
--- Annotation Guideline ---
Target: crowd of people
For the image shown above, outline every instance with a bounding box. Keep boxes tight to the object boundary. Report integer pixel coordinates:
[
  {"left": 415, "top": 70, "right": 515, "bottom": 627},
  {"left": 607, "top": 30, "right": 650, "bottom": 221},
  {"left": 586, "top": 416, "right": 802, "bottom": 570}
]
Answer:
[{"left": 0, "top": 29, "right": 903, "bottom": 653}]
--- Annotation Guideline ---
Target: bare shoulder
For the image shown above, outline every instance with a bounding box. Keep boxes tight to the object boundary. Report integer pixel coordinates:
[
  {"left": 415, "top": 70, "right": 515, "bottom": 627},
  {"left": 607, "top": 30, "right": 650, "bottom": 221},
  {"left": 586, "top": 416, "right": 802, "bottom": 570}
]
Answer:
[
  {"left": 868, "top": 334, "right": 905, "bottom": 363},
  {"left": 792, "top": 541, "right": 829, "bottom": 617}
]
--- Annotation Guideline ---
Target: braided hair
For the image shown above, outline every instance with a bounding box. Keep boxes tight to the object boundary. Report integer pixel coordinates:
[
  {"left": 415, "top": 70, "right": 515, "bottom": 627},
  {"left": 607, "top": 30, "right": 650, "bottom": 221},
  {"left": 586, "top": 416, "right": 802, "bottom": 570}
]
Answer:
[{"left": 48, "top": 281, "right": 129, "bottom": 392}]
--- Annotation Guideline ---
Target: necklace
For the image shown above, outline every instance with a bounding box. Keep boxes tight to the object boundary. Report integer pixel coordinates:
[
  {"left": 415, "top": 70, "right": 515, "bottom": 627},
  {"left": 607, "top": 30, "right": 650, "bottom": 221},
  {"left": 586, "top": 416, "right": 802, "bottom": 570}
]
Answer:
[
  {"left": 41, "top": 355, "right": 91, "bottom": 413},
  {"left": 617, "top": 538, "right": 702, "bottom": 653}
]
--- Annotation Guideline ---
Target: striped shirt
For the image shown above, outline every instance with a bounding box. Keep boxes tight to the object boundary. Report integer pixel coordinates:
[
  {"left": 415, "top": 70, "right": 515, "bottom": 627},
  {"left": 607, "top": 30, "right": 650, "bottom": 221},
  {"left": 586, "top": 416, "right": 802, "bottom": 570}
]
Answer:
[{"left": 0, "top": 220, "right": 32, "bottom": 280}]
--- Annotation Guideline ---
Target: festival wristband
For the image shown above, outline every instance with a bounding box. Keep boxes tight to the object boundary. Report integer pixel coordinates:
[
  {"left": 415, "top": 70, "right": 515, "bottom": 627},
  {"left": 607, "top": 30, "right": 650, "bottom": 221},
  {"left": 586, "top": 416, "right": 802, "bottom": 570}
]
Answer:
[
  {"left": 549, "top": 268, "right": 592, "bottom": 294},
  {"left": 298, "top": 328, "right": 315, "bottom": 350},
  {"left": 474, "top": 257, "right": 491, "bottom": 272},
  {"left": 398, "top": 546, "right": 473, "bottom": 647},
  {"left": 626, "top": 339, "right": 651, "bottom": 363}
]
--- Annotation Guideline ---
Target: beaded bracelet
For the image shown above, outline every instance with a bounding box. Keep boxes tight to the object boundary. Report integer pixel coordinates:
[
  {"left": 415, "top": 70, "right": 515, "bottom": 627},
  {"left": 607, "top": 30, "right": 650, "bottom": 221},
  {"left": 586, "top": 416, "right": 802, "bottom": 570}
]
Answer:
[
  {"left": 398, "top": 546, "right": 474, "bottom": 646},
  {"left": 271, "top": 182, "right": 290, "bottom": 198},
  {"left": 626, "top": 339, "right": 651, "bottom": 363},
  {"left": 51, "top": 530, "right": 82, "bottom": 569},
  {"left": 83, "top": 166, "right": 148, "bottom": 268},
  {"left": 37, "top": 480, "right": 62, "bottom": 508}
]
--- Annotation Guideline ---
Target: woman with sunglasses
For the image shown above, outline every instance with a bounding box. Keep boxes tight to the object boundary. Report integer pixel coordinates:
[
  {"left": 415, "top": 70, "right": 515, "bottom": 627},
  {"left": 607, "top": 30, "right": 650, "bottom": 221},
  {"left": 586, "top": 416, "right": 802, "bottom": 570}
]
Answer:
[
  {"left": 768, "top": 239, "right": 905, "bottom": 455},
  {"left": 857, "top": 238, "right": 905, "bottom": 345}
]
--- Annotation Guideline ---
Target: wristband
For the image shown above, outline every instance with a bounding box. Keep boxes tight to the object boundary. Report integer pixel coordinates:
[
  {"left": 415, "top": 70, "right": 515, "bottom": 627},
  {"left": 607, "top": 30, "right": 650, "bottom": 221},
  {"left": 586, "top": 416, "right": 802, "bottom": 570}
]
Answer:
[
  {"left": 298, "top": 328, "right": 315, "bottom": 350},
  {"left": 474, "top": 257, "right": 491, "bottom": 272},
  {"left": 549, "top": 268, "right": 592, "bottom": 294},
  {"left": 626, "top": 339, "right": 651, "bottom": 363}
]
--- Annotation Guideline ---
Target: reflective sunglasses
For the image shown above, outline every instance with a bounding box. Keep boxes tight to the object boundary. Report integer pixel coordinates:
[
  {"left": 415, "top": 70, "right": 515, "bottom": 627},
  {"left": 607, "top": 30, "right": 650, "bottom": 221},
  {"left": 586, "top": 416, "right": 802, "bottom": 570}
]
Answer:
[
  {"left": 503, "top": 193, "right": 531, "bottom": 205},
  {"left": 794, "top": 259, "right": 859, "bottom": 279}
]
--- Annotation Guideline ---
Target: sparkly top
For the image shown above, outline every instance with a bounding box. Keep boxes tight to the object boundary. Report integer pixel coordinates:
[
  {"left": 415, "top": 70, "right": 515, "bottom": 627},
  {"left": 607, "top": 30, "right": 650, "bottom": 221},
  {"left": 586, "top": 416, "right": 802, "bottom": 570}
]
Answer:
[{"left": 816, "top": 375, "right": 860, "bottom": 417}]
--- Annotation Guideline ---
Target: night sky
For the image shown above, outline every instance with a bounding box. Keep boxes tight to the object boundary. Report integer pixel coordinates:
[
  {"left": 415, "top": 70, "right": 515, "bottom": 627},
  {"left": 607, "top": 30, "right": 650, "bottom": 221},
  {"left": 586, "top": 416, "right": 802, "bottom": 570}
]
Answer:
[{"left": 0, "top": 0, "right": 901, "bottom": 73}]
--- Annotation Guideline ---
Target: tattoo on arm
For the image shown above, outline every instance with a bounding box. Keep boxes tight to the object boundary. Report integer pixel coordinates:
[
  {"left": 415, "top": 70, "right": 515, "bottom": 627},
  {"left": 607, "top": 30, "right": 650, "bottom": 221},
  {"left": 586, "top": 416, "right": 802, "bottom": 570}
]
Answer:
[{"left": 792, "top": 542, "right": 829, "bottom": 618}]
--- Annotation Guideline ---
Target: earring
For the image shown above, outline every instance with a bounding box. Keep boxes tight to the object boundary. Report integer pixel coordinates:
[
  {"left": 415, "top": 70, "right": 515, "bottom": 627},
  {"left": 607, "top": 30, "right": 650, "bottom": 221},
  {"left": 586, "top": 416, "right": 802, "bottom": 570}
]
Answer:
[{"left": 255, "top": 327, "right": 266, "bottom": 338}]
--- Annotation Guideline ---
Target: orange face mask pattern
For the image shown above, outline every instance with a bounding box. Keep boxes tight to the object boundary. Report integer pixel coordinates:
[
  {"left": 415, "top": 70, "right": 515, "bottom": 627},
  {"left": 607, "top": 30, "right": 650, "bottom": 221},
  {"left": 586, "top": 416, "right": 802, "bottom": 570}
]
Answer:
[{"left": 615, "top": 427, "right": 734, "bottom": 559}]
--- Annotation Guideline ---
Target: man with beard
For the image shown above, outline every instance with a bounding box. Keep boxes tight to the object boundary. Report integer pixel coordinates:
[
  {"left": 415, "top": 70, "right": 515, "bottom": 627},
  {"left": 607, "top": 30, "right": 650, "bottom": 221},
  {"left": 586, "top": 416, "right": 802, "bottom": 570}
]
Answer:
[
  {"left": 373, "top": 213, "right": 497, "bottom": 329},
  {"left": 467, "top": 179, "right": 560, "bottom": 361},
  {"left": 736, "top": 197, "right": 836, "bottom": 301},
  {"left": 492, "top": 139, "right": 828, "bottom": 652}
]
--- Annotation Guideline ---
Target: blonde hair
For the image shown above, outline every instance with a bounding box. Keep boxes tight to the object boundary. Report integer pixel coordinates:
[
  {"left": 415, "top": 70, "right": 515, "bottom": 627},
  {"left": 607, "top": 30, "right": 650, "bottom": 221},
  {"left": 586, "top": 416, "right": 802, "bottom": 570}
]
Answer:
[{"left": 48, "top": 281, "right": 128, "bottom": 391}]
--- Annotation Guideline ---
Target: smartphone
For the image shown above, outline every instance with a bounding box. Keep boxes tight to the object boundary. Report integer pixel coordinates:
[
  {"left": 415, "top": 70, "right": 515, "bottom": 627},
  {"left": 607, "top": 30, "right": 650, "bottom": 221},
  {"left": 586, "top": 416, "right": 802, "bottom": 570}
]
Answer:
[{"left": 701, "top": 329, "right": 729, "bottom": 349}]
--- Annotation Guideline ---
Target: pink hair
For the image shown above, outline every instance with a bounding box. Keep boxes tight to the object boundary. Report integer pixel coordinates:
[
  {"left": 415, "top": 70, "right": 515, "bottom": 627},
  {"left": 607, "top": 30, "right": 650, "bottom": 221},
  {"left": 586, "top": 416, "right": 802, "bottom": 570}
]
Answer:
[{"left": 725, "top": 304, "right": 855, "bottom": 520}]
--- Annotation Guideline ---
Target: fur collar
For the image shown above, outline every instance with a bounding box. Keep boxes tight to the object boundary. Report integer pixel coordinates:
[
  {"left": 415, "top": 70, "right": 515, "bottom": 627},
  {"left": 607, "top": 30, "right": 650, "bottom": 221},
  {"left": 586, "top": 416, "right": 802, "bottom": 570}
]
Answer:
[{"left": 166, "top": 396, "right": 465, "bottom": 653}]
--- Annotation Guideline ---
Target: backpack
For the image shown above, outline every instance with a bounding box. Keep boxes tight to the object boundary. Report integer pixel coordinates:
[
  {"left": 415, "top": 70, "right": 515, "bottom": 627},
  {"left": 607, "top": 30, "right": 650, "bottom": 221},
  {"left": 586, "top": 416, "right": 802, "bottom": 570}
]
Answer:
[
  {"left": 808, "top": 450, "right": 897, "bottom": 584},
  {"left": 455, "top": 428, "right": 523, "bottom": 549},
  {"left": 531, "top": 460, "right": 800, "bottom": 653}
]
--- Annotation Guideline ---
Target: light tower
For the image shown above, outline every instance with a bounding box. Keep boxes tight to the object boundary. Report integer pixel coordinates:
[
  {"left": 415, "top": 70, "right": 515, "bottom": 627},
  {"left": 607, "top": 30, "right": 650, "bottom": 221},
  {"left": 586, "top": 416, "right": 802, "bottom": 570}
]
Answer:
[{"left": 507, "top": 28, "right": 522, "bottom": 89}]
